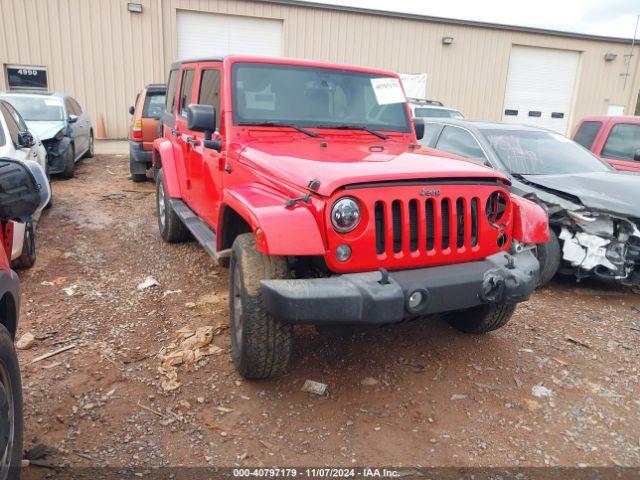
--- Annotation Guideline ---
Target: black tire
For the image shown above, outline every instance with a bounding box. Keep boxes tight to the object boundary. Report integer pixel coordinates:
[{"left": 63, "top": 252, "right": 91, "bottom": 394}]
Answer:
[
  {"left": 83, "top": 131, "right": 94, "bottom": 158},
  {"left": 535, "top": 229, "right": 561, "bottom": 287},
  {"left": 444, "top": 303, "right": 516, "bottom": 334},
  {"left": 0, "top": 324, "right": 24, "bottom": 480},
  {"left": 155, "top": 169, "right": 189, "bottom": 243},
  {"left": 131, "top": 173, "right": 147, "bottom": 183},
  {"left": 60, "top": 144, "right": 75, "bottom": 179},
  {"left": 229, "top": 233, "right": 292, "bottom": 379},
  {"left": 12, "top": 222, "right": 36, "bottom": 269}
]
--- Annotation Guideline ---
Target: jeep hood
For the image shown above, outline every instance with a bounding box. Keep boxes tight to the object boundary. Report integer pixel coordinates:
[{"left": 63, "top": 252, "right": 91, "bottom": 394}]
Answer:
[
  {"left": 25, "top": 121, "right": 66, "bottom": 141},
  {"left": 518, "top": 172, "right": 640, "bottom": 218},
  {"left": 238, "top": 139, "right": 508, "bottom": 196}
]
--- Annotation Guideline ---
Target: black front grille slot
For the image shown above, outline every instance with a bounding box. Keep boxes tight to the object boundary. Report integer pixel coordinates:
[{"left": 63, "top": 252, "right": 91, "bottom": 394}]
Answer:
[
  {"left": 456, "top": 198, "right": 465, "bottom": 248},
  {"left": 471, "top": 198, "right": 479, "bottom": 247},
  {"left": 426, "top": 199, "right": 435, "bottom": 251},
  {"left": 392, "top": 200, "right": 402, "bottom": 253},
  {"left": 441, "top": 198, "right": 450, "bottom": 249},
  {"left": 375, "top": 201, "right": 385, "bottom": 254},
  {"left": 409, "top": 200, "right": 418, "bottom": 252}
]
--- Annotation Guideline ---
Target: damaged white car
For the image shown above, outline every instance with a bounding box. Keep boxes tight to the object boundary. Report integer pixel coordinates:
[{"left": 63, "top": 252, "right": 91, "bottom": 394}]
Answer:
[{"left": 415, "top": 119, "right": 640, "bottom": 287}]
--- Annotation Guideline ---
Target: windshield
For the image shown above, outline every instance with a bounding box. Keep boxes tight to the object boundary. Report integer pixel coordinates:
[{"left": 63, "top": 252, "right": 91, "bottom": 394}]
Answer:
[
  {"left": 0, "top": 95, "right": 65, "bottom": 121},
  {"left": 415, "top": 107, "right": 463, "bottom": 119},
  {"left": 232, "top": 63, "right": 410, "bottom": 133},
  {"left": 481, "top": 129, "right": 612, "bottom": 175}
]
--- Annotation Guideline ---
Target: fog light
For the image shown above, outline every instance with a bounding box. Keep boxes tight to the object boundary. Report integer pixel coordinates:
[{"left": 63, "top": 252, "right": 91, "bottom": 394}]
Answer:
[
  {"left": 409, "top": 291, "right": 424, "bottom": 309},
  {"left": 406, "top": 288, "right": 428, "bottom": 313},
  {"left": 335, "top": 244, "right": 351, "bottom": 262}
]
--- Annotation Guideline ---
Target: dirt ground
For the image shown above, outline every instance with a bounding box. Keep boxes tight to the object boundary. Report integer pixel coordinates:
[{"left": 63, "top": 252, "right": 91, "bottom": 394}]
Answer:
[{"left": 13, "top": 142, "right": 640, "bottom": 475}]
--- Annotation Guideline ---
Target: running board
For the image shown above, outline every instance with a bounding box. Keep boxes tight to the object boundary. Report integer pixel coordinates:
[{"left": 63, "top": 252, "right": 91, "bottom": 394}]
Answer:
[{"left": 169, "top": 199, "right": 230, "bottom": 264}]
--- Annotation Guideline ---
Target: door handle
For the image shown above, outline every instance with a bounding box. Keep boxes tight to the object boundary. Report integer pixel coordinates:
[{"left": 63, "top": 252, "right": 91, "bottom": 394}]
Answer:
[
  {"left": 186, "top": 137, "right": 199, "bottom": 147},
  {"left": 171, "top": 129, "right": 179, "bottom": 137}
]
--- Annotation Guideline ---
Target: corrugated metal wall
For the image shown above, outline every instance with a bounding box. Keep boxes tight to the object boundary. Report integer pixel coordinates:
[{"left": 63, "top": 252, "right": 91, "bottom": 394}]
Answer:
[{"left": 1, "top": 0, "right": 639, "bottom": 138}]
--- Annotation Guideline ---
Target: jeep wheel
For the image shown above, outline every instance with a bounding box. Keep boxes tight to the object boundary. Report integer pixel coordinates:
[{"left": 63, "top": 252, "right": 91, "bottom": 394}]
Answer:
[
  {"left": 444, "top": 303, "right": 516, "bottom": 334},
  {"left": 229, "top": 233, "right": 292, "bottom": 379},
  {"left": 0, "top": 324, "right": 24, "bottom": 480},
  {"left": 13, "top": 222, "right": 36, "bottom": 269},
  {"left": 60, "top": 144, "right": 75, "bottom": 179},
  {"left": 535, "top": 229, "right": 561, "bottom": 288},
  {"left": 155, "top": 169, "right": 189, "bottom": 243}
]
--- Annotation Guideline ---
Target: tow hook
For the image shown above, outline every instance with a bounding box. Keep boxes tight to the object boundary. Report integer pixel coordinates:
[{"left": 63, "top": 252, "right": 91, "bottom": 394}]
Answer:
[{"left": 378, "top": 268, "right": 390, "bottom": 285}]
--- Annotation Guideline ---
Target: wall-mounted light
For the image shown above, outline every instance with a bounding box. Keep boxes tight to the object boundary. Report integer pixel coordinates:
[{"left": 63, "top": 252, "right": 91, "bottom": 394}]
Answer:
[
  {"left": 442, "top": 36, "right": 454, "bottom": 45},
  {"left": 604, "top": 52, "right": 617, "bottom": 62},
  {"left": 127, "top": 2, "right": 143, "bottom": 13}
]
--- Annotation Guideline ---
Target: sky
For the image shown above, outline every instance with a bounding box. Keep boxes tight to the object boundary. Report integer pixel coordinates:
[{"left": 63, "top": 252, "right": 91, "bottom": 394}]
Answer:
[{"left": 315, "top": 0, "right": 640, "bottom": 39}]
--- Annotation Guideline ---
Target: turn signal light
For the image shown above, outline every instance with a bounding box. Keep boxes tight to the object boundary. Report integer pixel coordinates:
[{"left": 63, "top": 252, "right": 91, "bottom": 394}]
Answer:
[{"left": 132, "top": 120, "right": 142, "bottom": 139}]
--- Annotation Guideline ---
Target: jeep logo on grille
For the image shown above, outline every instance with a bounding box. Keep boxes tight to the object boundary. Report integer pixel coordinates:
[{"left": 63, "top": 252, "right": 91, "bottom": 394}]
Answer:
[{"left": 420, "top": 188, "right": 441, "bottom": 197}]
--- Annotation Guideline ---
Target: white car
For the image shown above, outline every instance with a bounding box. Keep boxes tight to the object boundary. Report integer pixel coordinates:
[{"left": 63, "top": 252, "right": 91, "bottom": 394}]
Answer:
[
  {"left": 407, "top": 98, "right": 464, "bottom": 119},
  {"left": 0, "top": 99, "right": 51, "bottom": 268}
]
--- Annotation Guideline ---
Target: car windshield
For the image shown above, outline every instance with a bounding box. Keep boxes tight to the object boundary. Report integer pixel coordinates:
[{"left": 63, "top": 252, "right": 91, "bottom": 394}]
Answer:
[
  {"left": 481, "top": 129, "right": 612, "bottom": 175},
  {"left": 0, "top": 95, "right": 65, "bottom": 121},
  {"left": 414, "top": 107, "right": 463, "bottom": 119},
  {"left": 232, "top": 63, "right": 410, "bottom": 133}
]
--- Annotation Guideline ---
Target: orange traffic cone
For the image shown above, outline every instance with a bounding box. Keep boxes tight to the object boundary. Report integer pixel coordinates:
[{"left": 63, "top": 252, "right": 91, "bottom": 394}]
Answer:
[{"left": 97, "top": 114, "right": 107, "bottom": 139}]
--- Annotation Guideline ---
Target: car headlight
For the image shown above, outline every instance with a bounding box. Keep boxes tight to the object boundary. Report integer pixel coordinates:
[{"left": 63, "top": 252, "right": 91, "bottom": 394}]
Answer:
[
  {"left": 331, "top": 197, "right": 361, "bottom": 233},
  {"left": 54, "top": 128, "right": 66, "bottom": 141}
]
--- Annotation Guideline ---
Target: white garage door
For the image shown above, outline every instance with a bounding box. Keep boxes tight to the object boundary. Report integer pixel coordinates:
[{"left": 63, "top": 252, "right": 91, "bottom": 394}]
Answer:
[
  {"left": 502, "top": 45, "right": 580, "bottom": 134},
  {"left": 176, "top": 11, "right": 283, "bottom": 60}
]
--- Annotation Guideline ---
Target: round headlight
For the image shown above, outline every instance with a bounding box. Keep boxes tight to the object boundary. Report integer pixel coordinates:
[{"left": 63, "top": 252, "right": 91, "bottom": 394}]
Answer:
[{"left": 331, "top": 197, "right": 361, "bottom": 233}]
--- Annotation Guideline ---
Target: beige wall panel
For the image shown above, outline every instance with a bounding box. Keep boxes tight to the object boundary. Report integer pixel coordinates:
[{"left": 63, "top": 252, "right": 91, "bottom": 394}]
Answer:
[{"left": 1, "top": 0, "right": 639, "bottom": 138}]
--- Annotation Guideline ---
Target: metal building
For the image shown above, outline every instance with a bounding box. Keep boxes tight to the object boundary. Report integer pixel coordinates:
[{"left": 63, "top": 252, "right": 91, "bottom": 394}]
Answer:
[{"left": 1, "top": 0, "right": 638, "bottom": 138}]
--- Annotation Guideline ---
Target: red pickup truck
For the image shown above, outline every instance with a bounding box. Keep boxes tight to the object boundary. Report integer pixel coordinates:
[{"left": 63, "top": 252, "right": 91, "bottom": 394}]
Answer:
[
  {"left": 153, "top": 56, "right": 548, "bottom": 378},
  {"left": 572, "top": 116, "right": 640, "bottom": 172}
]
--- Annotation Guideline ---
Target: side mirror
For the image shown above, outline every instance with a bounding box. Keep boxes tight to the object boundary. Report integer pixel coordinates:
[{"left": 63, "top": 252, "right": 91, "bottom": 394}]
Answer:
[
  {"left": 413, "top": 119, "right": 425, "bottom": 140},
  {"left": 187, "top": 104, "right": 221, "bottom": 152},
  {"left": 17, "top": 131, "right": 35, "bottom": 148},
  {"left": 67, "top": 115, "right": 79, "bottom": 123},
  {"left": 634, "top": 148, "right": 640, "bottom": 162},
  {"left": 129, "top": 106, "right": 135, "bottom": 115},
  {"left": 0, "top": 158, "right": 50, "bottom": 220},
  {"left": 187, "top": 104, "right": 216, "bottom": 135}
]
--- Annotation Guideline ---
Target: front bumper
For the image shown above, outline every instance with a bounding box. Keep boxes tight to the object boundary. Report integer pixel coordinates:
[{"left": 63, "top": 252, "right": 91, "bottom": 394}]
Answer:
[{"left": 261, "top": 250, "right": 539, "bottom": 325}]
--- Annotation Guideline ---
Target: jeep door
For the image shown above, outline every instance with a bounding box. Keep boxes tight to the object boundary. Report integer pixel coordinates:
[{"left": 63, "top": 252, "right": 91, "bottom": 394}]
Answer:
[
  {"left": 175, "top": 68, "right": 199, "bottom": 207},
  {"left": 189, "top": 64, "right": 224, "bottom": 226}
]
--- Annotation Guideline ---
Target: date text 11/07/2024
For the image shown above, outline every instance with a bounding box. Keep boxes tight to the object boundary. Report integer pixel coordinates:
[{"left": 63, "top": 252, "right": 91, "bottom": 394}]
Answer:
[{"left": 232, "top": 468, "right": 401, "bottom": 478}]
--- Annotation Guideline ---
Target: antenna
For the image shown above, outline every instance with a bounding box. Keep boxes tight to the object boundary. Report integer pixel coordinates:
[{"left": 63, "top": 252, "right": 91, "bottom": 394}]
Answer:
[{"left": 623, "top": 14, "right": 639, "bottom": 90}]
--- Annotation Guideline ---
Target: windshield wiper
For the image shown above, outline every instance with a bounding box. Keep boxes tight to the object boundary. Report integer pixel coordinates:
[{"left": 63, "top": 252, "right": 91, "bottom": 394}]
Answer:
[
  {"left": 237, "top": 121, "right": 323, "bottom": 138},
  {"left": 316, "top": 124, "right": 389, "bottom": 140}
]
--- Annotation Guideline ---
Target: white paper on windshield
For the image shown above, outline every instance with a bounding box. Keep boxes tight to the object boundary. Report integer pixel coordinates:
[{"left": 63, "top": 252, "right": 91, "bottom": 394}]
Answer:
[
  {"left": 370, "top": 77, "right": 406, "bottom": 105},
  {"left": 44, "top": 99, "right": 61, "bottom": 106}
]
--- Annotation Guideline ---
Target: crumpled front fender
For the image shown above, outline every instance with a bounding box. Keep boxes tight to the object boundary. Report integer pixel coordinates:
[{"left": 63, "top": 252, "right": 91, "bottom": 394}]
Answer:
[
  {"left": 222, "top": 183, "right": 325, "bottom": 256},
  {"left": 510, "top": 194, "right": 550, "bottom": 244}
]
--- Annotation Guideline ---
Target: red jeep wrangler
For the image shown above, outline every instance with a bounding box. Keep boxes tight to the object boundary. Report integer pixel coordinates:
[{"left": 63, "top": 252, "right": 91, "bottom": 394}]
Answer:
[{"left": 153, "top": 56, "right": 549, "bottom": 379}]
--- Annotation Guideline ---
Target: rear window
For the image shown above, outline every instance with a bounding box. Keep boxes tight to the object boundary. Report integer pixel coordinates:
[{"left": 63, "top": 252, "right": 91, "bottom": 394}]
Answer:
[
  {"left": 573, "top": 121, "right": 602, "bottom": 149},
  {"left": 601, "top": 123, "right": 640, "bottom": 160},
  {"left": 143, "top": 92, "right": 166, "bottom": 119},
  {"left": 415, "top": 107, "right": 463, "bottom": 119},
  {"left": 165, "top": 70, "right": 179, "bottom": 114}
]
